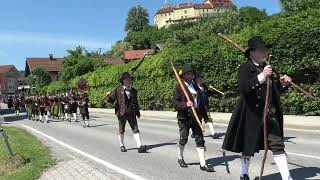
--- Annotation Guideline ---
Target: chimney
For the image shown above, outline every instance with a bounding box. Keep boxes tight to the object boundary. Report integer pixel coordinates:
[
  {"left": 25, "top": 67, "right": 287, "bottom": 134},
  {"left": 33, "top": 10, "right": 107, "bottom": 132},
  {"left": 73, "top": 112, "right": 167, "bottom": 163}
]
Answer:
[{"left": 49, "top": 54, "right": 54, "bottom": 60}]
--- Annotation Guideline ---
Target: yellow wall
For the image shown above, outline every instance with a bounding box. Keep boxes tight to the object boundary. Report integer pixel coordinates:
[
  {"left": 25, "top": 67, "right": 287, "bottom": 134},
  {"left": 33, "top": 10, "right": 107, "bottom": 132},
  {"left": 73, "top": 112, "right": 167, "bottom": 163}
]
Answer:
[{"left": 154, "top": 6, "right": 230, "bottom": 28}]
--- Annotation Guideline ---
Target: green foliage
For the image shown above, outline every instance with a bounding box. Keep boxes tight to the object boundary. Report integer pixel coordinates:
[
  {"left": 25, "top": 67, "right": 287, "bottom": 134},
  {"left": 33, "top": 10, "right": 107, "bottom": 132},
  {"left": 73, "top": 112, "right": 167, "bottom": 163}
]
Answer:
[
  {"left": 105, "top": 40, "right": 131, "bottom": 59},
  {"left": 125, "top": 5, "right": 149, "bottom": 32},
  {"left": 26, "top": 67, "right": 52, "bottom": 88},
  {"left": 41, "top": 7, "right": 320, "bottom": 115},
  {"left": 280, "top": 0, "right": 320, "bottom": 13},
  {"left": 239, "top": 6, "right": 268, "bottom": 25},
  {"left": 59, "top": 46, "right": 105, "bottom": 82}
]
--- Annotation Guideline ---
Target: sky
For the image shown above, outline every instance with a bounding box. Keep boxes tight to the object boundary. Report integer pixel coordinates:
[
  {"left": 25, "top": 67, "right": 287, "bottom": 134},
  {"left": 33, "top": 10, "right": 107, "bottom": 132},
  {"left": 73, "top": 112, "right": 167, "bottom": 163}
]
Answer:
[{"left": 0, "top": 0, "right": 282, "bottom": 70}]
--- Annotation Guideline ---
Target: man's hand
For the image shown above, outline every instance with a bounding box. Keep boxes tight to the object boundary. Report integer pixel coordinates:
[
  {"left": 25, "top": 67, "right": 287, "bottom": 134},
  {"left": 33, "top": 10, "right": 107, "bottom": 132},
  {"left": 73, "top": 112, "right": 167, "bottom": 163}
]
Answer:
[
  {"left": 208, "top": 85, "right": 214, "bottom": 91},
  {"left": 105, "top": 91, "right": 112, "bottom": 98},
  {"left": 262, "top": 65, "right": 273, "bottom": 78},
  {"left": 280, "top": 75, "right": 292, "bottom": 87},
  {"left": 186, "top": 100, "right": 193, "bottom": 107}
]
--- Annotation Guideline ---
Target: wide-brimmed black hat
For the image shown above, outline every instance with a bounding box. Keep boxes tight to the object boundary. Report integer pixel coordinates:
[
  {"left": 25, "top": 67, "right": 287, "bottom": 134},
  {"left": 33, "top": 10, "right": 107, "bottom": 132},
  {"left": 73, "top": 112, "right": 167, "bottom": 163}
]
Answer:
[
  {"left": 244, "top": 36, "right": 271, "bottom": 59},
  {"left": 119, "top": 72, "right": 134, "bottom": 83},
  {"left": 179, "top": 64, "right": 193, "bottom": 77}
]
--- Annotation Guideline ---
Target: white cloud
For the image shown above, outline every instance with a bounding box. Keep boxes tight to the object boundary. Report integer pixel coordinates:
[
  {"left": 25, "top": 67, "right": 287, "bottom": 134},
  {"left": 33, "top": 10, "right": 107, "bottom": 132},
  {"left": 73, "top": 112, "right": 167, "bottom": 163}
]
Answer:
[{"left": 0, "top": 31, "right": 112, "bottom": 50}]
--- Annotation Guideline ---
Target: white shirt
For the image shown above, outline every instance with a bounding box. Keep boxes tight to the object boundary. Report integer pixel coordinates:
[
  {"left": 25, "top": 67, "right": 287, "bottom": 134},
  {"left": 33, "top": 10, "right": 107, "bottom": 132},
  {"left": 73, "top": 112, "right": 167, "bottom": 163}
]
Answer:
[
  {"left": 184, "top": 81, "right": 198, "bottom": 108},
  {"left": 252, "top": 60, "right": 266, "bottom": 84},
  {"left": 123, "top": 86, "right": 131, "bottom": 98}
]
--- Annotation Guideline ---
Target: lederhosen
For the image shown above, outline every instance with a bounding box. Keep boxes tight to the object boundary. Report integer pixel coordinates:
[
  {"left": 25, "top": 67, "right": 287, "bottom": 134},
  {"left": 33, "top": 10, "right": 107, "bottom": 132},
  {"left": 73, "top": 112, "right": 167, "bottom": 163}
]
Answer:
[
  {"left": 79, "top": 97, "right": 89, "bottom": 120},
  {"left": 118, "top": 88, "right": 139, "bottom": 134},
  {"left": 108, "top": 86, "right": 140, "bottom": 134},
  {"left": 173, "top": 82, "right": 206, "bottom": 148}
]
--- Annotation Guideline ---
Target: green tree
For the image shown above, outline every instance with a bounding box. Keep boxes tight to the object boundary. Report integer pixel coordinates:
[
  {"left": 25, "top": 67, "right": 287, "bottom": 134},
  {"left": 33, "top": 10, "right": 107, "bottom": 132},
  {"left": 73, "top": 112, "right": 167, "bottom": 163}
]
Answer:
[
  {"left": 27, "top": 68, "right": 52, "bottom": 88},
  {"left": 280, "top": 0, "right": 320, "bottom": 13},
  {"left": 105, "top": 40, "right": 131, "bottom": 59},
  {"left": 125, "top": 5, "right": 149, "bottom": 32},
  {"left": 59, "top": 46, "right": 105, "bottom": 82},
  {"left": 239, "top": 6, "right": 268, "bottom": 25}
]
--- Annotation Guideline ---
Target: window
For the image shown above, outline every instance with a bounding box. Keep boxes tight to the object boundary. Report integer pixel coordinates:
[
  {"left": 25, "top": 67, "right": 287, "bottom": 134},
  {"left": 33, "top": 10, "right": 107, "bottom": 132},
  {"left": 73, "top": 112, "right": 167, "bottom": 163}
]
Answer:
[
  {"left": 184, "top": 10, "right": 187, "bottom": 14},
  {"left": 185, "top": 16, "right": 187, "bottom": 18}
]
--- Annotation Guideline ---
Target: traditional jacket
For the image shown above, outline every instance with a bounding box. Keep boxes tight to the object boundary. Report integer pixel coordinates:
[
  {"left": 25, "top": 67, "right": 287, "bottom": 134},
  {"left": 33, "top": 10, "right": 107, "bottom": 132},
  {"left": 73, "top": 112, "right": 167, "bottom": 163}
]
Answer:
[{"left": 222, "top": 60, "right": 287, "bottom": 156}]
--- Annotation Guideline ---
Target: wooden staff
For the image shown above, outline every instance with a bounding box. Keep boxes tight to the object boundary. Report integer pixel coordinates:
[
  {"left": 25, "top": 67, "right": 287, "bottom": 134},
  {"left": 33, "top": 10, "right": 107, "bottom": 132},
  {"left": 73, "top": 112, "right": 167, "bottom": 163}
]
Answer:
[
  {"left": 209, "top": 85, "right": 225, "bottom": 96},
  {"left": 217, "top": 33, "right": 319, "bottom": 101},
  {"left": 259, "top": 55, "right": 272, "bottom": 180},
  {"left": 170, "top": 60, "right": 204, "bottom": 131}
]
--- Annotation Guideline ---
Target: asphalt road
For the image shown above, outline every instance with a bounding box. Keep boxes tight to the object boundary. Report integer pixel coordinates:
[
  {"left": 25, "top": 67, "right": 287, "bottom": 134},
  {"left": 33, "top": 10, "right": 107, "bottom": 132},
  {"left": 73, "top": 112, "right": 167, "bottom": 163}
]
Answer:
[{"left": 2, "top": 106, "right": 320, "bottom": 180}]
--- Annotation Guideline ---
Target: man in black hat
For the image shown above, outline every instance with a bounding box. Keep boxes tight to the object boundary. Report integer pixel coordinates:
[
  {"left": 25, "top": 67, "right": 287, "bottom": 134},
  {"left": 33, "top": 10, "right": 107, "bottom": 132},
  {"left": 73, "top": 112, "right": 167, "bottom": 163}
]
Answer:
[
  {"left": 106, "top": 72, "right": 147, "bottom": 153},
  {"left": 78, "top": 92, "right": 90, "bottom": 128},
  {"left": 173, "top": 64, "right": 215, "bottom": 172},
  {"left": 222, "top": 36, "right": 293, "bottom": 180}
]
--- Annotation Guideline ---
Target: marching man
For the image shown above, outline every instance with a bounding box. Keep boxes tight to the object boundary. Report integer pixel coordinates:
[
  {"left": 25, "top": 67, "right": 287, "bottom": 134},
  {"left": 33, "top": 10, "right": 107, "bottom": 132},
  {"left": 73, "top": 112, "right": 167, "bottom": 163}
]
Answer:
[
  {"left": 222, "top": 36, "right": 293, "bottom": 180},
  {"left": 173, "top": 64, "right": 215, "bottom": 172},
  {"left": 106, "top": 72, "right": 147, "bottom": 153},
  {"left": 194, "top": 74, "right": 219, "bottom": 138}
]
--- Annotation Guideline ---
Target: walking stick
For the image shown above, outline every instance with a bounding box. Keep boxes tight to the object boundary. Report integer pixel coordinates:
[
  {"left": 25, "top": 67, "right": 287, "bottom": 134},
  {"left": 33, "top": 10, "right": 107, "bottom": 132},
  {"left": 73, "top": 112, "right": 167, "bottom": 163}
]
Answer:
[
  {"left": 217, "top": 33, "right": 319, "bottom": 100},
  {"left": 259, "top": 55, "right": 272, "bottom": 180},
  {"left": 170, "top": 60, "right": 204, "bottom": 131},
  {"left": 209, "top": 85, "right": 225, "bottom": 96},
  {"left": 104, "top": 53, "right": 150, "bottom": 99}
]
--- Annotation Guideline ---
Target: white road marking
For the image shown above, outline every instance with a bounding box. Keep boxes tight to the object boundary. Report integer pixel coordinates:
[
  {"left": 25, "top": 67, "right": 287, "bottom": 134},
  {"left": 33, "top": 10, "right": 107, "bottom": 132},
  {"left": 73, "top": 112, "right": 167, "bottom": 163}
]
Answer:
[
  {"left": 208, "top": 140, "right": 320, "bottom": 160},
  {"left": 22, "top": 124, "right": 147, "bottom": 180}
]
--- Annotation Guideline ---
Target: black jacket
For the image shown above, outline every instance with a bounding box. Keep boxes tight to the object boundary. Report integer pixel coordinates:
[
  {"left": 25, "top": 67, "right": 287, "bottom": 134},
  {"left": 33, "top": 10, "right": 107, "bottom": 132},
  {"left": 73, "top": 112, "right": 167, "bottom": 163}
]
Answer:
[
  {"left": 222, "top": 60, "right": 287, "bottom": 156},
  {"left": 172, "top": 81, "right": 206, "bottom": 120}
]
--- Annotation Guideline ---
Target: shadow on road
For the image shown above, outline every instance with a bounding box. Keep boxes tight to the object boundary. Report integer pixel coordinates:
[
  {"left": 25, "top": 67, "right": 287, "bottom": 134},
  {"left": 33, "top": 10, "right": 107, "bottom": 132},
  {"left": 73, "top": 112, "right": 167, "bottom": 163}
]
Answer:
[
  {"left": 3, "top": 114, "right": 27, "bottom": 122},
  {"left": 254, "top": 166, "right": 320, "bottom": 180}
]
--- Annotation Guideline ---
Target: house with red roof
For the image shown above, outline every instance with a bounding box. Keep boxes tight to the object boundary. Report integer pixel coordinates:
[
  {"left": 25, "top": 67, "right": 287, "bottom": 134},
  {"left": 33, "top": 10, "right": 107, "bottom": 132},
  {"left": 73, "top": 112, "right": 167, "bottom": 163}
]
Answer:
[
  {"left": 0, "top": 65, "right": 21, "bottom": 95},
  {"left": 123, "top": 49, "right": 154, "bottom": 63},
  {"left": 25, "top": 54, "right": 64, "bottom": 82}
]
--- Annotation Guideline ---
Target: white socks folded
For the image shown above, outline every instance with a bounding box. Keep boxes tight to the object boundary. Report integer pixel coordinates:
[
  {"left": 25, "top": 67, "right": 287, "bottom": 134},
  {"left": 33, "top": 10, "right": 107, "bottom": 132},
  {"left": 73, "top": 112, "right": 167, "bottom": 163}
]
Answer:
[
  {"left": 73, "top": 113, "right": 77, "bottom": 121},
  {"left": 133, "top": 133, "right": 142, "bottom": 147},
  {"left": 208, "top": 123, "right": 216, "bottom": 136},
  {"left": 118, "top": 133, "right": 143, "bottom": 148},
  {"left": 196, "top": 147, "right": 206, "bottom": 167},
  {"left": 118, "top": 134, "right": 124, "bottom": 147},
  {"left": 273, "top": 154, "right": 293, "bottom": 180},
  {"left": 238, "top": 154, "right": 292, "bottom": 180},
  {"left": 177, "top": 145, "right": 185, "bottom": 160},
  {"left": 240, "top": 156, "right": 251, "bottom": 177}
]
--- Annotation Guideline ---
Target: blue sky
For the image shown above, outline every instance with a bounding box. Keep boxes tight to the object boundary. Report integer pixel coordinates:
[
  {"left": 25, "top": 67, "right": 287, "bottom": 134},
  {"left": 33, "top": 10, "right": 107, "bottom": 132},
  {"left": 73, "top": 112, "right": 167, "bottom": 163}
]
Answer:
[{"left": 0, "top": 0, "right": 281, "bottom": 70}]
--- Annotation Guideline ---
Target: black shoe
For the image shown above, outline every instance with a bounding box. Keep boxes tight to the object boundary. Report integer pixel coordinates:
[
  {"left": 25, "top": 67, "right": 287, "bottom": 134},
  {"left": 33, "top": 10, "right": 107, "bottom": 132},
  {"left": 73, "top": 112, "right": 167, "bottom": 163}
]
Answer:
[
  {"left": 240, "top": 174, "right": 250, "bottom": 180},
  {"left": 138, "top": 145, "right": 147, "bottom": 153},
  {"left": 178, "top": 159, "right": 188, "bottom": 168},
  {"left": 200, "top": 165, "right": 215, "bottom": 172},
  {"left": 120, "top": 146, "right": 127, "bottom": 152},
  {"left": 211, "top": 133, "right": 219, "bottom": 139}
]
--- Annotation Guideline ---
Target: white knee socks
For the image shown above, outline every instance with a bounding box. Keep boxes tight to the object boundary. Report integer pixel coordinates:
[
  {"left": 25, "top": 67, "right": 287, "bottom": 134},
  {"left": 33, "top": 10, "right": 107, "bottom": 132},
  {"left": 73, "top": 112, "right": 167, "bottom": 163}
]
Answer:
[
  {"left": 118, "top": 134, "right": 124, "bottom": 147},
  {"left": 273, "top": 154, "right": 293, "bottom": 180},
  {"left": 177, "top": 145, "right": 185, "bottom": 160},
  {"left": 208, "top": 122, "right": 216, "bottom": 136},
  {"left": 240, "top": 156, "right": 251, "bottom": 177},
  {"left": 73, "top": 113, "right": 77, "bottom": 121},
  {"left": 196, "top": 147, "right": 206, "bottom": 167},
  {"left": 133, "top": 133, "right": 142, "bottom": 148}
]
